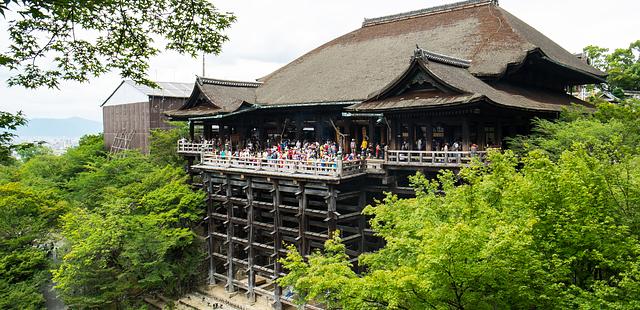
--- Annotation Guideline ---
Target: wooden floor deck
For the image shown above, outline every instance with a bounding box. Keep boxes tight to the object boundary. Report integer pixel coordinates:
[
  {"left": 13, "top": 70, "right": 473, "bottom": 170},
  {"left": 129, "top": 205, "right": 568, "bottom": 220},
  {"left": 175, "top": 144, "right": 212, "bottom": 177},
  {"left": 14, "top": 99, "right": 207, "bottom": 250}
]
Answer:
[{"left": 180, "top": 142, "right": 487, "bottom": 178}]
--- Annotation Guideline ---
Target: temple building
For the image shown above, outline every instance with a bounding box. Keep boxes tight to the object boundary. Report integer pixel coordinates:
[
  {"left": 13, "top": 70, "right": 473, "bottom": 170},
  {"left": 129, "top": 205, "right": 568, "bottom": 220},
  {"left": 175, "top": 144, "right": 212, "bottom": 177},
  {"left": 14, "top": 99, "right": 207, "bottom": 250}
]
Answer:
[{"left": 166, "top": 0, "right": 605, "bottom": 308}]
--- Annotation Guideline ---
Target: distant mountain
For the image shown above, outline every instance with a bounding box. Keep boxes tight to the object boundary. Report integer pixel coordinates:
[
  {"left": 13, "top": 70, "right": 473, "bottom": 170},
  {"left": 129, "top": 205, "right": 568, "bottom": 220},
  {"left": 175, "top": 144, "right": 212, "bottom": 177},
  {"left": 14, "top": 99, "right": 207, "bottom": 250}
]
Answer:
[{"left": 14, "top": 117, "right": 102, "bottom": 139}]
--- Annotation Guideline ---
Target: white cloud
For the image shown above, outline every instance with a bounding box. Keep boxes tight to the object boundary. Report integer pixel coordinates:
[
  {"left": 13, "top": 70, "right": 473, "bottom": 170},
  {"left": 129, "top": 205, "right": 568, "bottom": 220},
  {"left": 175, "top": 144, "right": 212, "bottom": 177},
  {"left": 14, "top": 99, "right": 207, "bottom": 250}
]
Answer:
[{"left": 0, "top": 0, "right": 638, "bottom": 122}]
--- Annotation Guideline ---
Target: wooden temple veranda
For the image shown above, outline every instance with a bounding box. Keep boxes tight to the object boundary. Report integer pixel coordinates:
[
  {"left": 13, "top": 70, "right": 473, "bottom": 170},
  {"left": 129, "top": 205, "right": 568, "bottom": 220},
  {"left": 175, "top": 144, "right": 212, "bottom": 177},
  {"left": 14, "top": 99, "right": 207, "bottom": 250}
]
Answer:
[{"left": 165, "top": 1, "right": 606, "bottom": 308}]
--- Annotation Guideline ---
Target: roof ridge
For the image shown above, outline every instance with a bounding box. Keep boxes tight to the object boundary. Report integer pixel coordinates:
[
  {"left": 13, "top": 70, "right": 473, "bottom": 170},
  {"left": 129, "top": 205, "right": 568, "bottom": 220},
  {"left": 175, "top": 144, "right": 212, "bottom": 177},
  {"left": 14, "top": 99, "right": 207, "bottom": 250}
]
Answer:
[
  {"left": 362, "top": 0, "right": 497, "bottom": 27},
  {"left": 197, "top": 76, "right": 262, "bottom": 88},
  {"left": 413, "top": 47, "right": 471, "bottom": 68}
]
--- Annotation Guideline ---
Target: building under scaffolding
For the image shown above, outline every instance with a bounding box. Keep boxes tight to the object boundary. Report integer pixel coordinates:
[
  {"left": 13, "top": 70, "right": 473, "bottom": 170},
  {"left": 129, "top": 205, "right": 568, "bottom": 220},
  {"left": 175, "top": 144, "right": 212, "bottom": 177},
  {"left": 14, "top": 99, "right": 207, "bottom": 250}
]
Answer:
[
  {"left": 101, "top": 80, "right": 193, "bottom": 153},
  {"left": 166, "top": 0, "right": 606, "bottom": 308}
]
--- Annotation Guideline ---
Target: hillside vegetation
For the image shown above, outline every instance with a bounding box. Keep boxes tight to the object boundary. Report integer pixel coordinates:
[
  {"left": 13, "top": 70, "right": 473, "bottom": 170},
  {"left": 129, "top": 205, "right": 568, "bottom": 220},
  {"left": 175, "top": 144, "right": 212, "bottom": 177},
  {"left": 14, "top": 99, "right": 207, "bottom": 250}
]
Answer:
[
  {"left": 0, "top": 126, "right": 205, "bottom": 309},
  {"left": 279, "top": 99, "right": 640, "bottom": 309}
]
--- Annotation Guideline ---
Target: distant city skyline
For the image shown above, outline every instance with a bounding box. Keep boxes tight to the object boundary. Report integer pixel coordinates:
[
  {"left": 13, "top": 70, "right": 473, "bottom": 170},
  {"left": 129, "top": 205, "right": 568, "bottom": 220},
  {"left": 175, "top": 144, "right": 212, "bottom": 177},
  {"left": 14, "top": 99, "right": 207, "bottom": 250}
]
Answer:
[{"left": 1, "top": 0, "right": 639, "bottom": 122}]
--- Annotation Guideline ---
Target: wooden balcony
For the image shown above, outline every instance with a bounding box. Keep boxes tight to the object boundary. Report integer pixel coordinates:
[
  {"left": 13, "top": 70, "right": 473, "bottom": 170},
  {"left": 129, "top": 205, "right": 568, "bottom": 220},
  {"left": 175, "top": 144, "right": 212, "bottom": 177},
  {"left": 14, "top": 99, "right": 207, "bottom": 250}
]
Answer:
[
  {"left": 181, "top": 144, "right": 488, "bottom": 179},
  {"left": 176, "top": 141, "right": 213, "bottom": 155},
  {"left": 385, "top": 150, "right": 487, "bottom": 168},
  {"left": 192, "top": 153, "right": 367, "bottom": 181}
]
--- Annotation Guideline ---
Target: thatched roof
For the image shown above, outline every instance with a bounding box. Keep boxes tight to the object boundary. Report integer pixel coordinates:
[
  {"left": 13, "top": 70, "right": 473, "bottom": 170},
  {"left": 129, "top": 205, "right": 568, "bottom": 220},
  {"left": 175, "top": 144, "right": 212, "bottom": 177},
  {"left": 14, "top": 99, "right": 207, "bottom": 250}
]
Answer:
[
  {"left": 348, "top": 50, "right": 590, "bottom": 112},
  {"left": 165, "top": 77, "right": 259, "bottom": 119},
  {"left": 255, "top": 0, "right": 604, "bottom": 107}
]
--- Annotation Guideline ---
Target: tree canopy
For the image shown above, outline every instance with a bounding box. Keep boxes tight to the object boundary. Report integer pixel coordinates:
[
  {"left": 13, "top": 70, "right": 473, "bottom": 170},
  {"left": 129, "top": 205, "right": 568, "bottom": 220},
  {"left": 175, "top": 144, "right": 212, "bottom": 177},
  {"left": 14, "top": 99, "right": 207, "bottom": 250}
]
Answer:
[
  {"left": 0, "top": 126, "right": 207, "bottom": 308},
  {"left": 279, "top": 99, "right": 640, "bottom": 309},
  {"left": 0, "top": 0, "right": 236, "bottom": 88},
  {"left": 584, "top": 40, "right": 640, "bottom": 97}
]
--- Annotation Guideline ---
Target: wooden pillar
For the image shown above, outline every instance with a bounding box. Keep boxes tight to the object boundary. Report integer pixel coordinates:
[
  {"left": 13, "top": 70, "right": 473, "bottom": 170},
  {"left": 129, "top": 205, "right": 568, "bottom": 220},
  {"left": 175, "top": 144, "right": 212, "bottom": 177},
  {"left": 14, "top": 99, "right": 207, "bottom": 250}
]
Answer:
[
  {"left": 385, "top": 118, "right": 393, "bottom": 148},
  {"left": 426, "top": 120, "right": 433, "bottom": 151},
  {"left": 245, "top": 177, "right": 256, "bottom": 301},
  {"left": 220, "top": 123, "right": 228, "bottom": 142},
  {"left": 271, "top": 180, "right": 283, "bottom": 310},
  {"left": 408, "top": 121, "right": 415, "bottom": 150},
  {"left": 358, "top": 191, "right": 366, "bottom": 255},
  {"left": 496, "top": 120, "right": 503, "bottom": 148},
  {"left": 204, "top": 122, "right": 213, "bottom": 140},
  {"left": 206, "top": 173, "right": 216, "bottom": 285},
  {"left": 225, "top": 175, "right": 236, "bottom": 293},
  {"left": 297, "top": 183, "right": 308, "bottom": 256},
  {"left": 296, "top": 117, "right": 304, "bottom": 141},
  {"left": 368, "top": 119, "right": 375, "bottom": 144},
  {"left": 189, "top": 121, "right": 195, "bottom": 140},
  {"left": 462, "top": 117, "right": 470, "bottom": 151},
  {"left": 326, "top": 185, "right": 337, "bottom": 234}
]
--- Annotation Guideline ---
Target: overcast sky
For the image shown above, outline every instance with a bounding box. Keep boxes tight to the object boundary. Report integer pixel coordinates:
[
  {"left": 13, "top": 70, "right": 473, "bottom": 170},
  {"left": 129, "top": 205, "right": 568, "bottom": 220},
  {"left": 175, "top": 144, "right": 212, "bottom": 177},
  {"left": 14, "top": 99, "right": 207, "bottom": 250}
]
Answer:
[{"left": 0, "top": 0, "right": 638, "bottom": 122}]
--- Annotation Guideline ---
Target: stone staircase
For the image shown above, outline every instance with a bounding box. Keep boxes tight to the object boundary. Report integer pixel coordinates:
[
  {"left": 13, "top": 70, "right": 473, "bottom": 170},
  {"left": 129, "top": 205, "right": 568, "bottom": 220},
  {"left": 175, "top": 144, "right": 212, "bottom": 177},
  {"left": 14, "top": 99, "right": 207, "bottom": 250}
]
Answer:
[{"left": 144, "top": 285, "right": 276, "bottom": 310}]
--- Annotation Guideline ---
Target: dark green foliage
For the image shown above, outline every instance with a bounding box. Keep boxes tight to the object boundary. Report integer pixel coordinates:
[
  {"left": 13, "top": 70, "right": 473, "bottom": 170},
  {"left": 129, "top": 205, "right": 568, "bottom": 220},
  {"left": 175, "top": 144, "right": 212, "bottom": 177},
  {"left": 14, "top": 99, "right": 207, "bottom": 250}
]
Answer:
[
  {"left": 509, "top": 99, "right": 640, "bottom": 159},
  {"left": 584, "top": 40, "right": 640, "bottom": 96},
  {"left": 0, "top": 111, "right": 27, "bottom": 165},
  {"left": 149, "top": 122, "right": 188, "bottom": 167},
  {"left": 14, "top": 142, "right": 52, "bottom": 163},
  {"left": 0, "top": 182, "right": 67, "bottom": 309},
  {"left": 0, "top": 129, "right": 206, "bottom": 307},
  {"left": 0, "top": 0, "right": 236, "bottom": 88},
  {"left": 280, "top": 101, "right": 640, "bottom": 309}
]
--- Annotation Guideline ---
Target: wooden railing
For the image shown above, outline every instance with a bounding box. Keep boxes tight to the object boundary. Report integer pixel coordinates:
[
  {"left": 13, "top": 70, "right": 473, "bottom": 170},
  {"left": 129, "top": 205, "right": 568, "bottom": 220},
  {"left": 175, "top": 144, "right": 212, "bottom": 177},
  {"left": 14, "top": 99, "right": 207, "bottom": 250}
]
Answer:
[
  {"left": 176, "top": 141, "right": 214, "bottom": 154},
  {"left": 385, "top": 150, "right": 487, "bottom": 167},
  {"left": 180, "top": 142, "right": 489, "bottom": 176},
  {"left": 199, "top": 153, "right": 366, "bottom": 178}
]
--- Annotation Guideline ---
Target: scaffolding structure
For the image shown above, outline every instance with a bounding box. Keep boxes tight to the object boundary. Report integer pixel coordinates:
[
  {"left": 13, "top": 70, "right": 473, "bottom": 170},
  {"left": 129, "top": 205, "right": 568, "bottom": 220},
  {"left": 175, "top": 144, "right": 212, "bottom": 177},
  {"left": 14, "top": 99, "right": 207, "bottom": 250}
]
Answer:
[{"left": 109, "top": 130, "right": 135, "bottom": 155}]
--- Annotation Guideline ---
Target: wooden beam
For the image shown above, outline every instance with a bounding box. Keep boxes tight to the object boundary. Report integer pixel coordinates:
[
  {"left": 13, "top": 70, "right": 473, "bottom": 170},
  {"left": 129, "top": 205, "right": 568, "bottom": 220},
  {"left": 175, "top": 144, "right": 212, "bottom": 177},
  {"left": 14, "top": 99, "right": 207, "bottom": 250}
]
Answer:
[
  {"left": 327, "top": 185, "right": 337, "bottom": 234},
  {"left": 245, "top": 177, "right": 256, "bottom": 301},
  {"left": 206, "top": 173, "right": 216, "bottom": 285},
  {"left": 272, "top": 180, "right": 283, "bottom": 310},
  {"left": 225, "top": 175, "right": 236, "bottom": 293},
  {"left": 297, "top": 183, "right": 308, "bottom": 256},
  {"left": 358, "top": 191, "right": 367, "bottom": 256}
]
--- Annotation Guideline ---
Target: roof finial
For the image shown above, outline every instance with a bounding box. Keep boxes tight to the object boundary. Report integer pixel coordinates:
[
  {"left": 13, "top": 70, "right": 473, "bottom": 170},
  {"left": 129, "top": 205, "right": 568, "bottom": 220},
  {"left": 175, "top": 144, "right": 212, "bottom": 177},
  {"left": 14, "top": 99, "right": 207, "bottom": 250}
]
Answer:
[{"left": 413, "top": 45, "right": 427, "bottom": 63}]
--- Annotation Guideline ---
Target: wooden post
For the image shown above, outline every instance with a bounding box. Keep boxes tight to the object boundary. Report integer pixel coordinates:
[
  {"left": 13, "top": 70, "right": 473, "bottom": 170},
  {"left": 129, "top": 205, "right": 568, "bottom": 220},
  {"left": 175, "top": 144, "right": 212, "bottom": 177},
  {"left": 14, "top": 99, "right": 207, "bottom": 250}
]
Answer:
[
  {"left": 206, "top": 173, "right": 216, "bottom": 285},
  {"left": 272, "top": 180, "right": 283, "bottom": 310},
  {"left": 358, "top": 190, "right": 366, "bottom": 255},
  {"left": 296, "top": 117, "right": 304, "bottom": 141},
  {"left": 204, "top": 122, "right": 213, "bottom": 140},
  {"left": 327, "top": 185, "right": 337, "bottom": 234},
  {"left": 189, "top": 121, "right": 195, "bottom": 140},
  {"left": 462, "top": 117, "right": 470, "bottom": 151},
  {"left": 368, "top": 119, "right": 375, "bottom": 144},
  {"left": 245, "top": 177, "right": 256, "bottom": 302},
  {"left": 496, "top": 120, "right": 503, "bottom": 148},
  {"left": 225, "top": 175, "right": 236, "bottom": 293},
  {"left": 426, "top": 120, "right": 433, "bottom": 151},
  {"left": 408, "top": 121, "right": 415, "bottom": 150},
  {"left": 297, "top": 183, "right": 308, "bottom": 256}
]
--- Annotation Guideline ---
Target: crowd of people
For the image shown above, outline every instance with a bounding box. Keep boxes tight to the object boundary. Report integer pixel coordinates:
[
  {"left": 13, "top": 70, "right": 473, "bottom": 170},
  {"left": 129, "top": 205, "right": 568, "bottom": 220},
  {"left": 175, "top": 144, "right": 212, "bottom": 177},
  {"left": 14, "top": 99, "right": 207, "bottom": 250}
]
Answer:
[
  {"left": 180, "top": 136, "right": 489, "bottom": 163},
  {"left": 181, "top": 137, "right": 387, "bottom": 163}
]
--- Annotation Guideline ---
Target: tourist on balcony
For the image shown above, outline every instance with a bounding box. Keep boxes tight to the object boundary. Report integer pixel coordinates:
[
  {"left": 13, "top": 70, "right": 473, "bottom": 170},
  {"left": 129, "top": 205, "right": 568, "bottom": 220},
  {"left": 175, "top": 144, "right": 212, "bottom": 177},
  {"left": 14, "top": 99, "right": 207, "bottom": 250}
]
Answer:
[
  {"left": 401, "top": 140, "right": 409, "bottom": 151},
  {"left": 470, "top": 143, "right": 478, "bottom": 157}
]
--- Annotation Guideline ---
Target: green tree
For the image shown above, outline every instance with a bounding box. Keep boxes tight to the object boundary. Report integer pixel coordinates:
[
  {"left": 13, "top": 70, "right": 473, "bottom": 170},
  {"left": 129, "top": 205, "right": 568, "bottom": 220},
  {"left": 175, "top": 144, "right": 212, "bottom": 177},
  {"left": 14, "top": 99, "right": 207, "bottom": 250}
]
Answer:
[
  {"left": 14, "top": 142, "right": 52, "bottom": 163},
  {"left": 149, "top": 122, "right": 188, "bottom": 167},
  {"left": 280, "top": 146, "right": 640, "bottom": 308},
  {"left": 0, "top": 182, "right": 67, "bottom": 309},
  {"left": 584, "top": 40, "right": 640, "bottom": 97},
  {"left": 0, "top": 0, "right": 235, "bottom": 88},
  {"left": 52, "top": 164, "right": 205, "bottom": 308},
  {"left": 0, "top": 111, "right": 26, "bottom": 165},
  {"left": 509, "top": 99, "right": 640, "bottom": 160}
]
